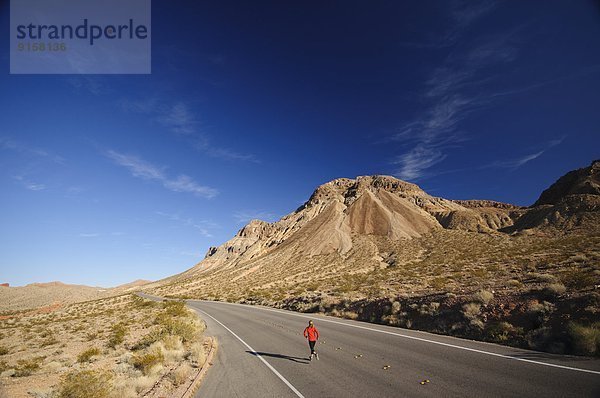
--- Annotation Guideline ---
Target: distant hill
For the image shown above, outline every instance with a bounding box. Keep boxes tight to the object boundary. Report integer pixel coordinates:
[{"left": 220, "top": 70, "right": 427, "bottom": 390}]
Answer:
[
  {"left": 114, "top": 279, "right": 152, "bottom": 292},
  {"left": 0, "top": 279, "right": 153, "bottom": 312}
]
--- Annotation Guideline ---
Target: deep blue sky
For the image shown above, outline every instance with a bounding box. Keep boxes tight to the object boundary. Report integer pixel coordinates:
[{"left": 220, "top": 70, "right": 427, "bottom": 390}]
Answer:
[{"left": 1, "top": 1, "right": 599, "bottom": 286}]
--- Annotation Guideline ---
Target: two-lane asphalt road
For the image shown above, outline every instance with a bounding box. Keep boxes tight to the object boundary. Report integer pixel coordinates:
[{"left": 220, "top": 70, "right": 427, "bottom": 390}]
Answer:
[{"left": 188, "top": 300, "right": 600, "bottom": 398}]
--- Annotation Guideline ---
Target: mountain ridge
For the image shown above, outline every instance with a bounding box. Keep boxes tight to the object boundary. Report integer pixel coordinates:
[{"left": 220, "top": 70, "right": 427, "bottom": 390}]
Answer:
[{"left": 145, "top": 160, "right": 599, "bottom": 356}]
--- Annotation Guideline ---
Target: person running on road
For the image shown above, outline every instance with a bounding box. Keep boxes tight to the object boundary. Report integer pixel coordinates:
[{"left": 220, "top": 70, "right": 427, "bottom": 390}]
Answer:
[{"left": 303, "top": 320, "right": 320, "bottom": 361}]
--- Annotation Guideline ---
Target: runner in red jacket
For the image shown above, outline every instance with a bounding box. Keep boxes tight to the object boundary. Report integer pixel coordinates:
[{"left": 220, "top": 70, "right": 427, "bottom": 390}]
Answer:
[{"left": 303, "top": 320, "right": 320, "bottom": 361}]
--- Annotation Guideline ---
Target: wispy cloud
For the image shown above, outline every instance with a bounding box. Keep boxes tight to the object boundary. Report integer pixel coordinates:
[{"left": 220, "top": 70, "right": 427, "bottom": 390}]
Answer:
[
  {"left": 155, "top": 211, "right": 217, "bottom": 237},
  {"left": 233, "top": 210, "right": 278, "bottom": 224},
  {"left": 1, "top": 137, "right": 67, "bottom": 191},
  {"left": 0, "top": 137, "right": 65, "bottom": 164},
  {"left": 391, "top": 146, "right": 447, "bottom": 181},
  {"left": 487, "top": 137, "right": 565, "bottom": 170},
  {"left": 79, "top": 233, "right": 100, "bottom": 238},
  {"left": 12, "top": 175, "right": 46, "bottom": 191},
  {"left": 106, "top": 150, "right": 218, "bottom": 199},
  {"left": 119, "top": 99, "right": 258, "bottom": 163},
  {"left": 157, "top": 102, "right": 198, "bottom": 136},
  {"left": 390, "top": 4, "right": 521, "bottom": 181}
]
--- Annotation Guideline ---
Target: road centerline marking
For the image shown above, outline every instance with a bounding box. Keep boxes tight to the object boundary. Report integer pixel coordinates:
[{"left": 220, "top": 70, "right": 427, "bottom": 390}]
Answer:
[
  {"left": 194, "top": 307, "right": 306, "bottom": 398},
  {"left": 197, "top": 300, "right": 600, "bottom": 376}
]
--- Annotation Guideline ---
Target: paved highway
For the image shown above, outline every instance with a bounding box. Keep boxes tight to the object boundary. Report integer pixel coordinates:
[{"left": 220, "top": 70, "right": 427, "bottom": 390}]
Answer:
[{"left": 187, "top": 300, "right": 600, "bottom": 398}]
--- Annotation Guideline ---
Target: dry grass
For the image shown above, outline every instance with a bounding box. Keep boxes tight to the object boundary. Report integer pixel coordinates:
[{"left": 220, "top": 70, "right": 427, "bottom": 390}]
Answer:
[
  {"left": 77, "top": 347, "right": 101, "bottom": 363},
  {"left": 57, "top": 369, "right": 113, "bottom": 398},
  {"left": 568, "top": 322, "right": 600, "bottom": 356},
  {"left": 0, "top": 295, "right": 209, "bottom": 398}
]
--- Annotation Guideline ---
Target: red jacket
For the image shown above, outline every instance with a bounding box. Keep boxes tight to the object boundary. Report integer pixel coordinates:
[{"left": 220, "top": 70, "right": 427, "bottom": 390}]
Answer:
[{"left": 304, "top": 325, "right": 319, "bottom": 341}]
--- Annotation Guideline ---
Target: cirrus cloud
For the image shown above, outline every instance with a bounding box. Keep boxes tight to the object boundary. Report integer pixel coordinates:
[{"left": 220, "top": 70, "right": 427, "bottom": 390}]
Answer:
[{"left": 106, "top": 150, "right": 218, "bottom": 199}]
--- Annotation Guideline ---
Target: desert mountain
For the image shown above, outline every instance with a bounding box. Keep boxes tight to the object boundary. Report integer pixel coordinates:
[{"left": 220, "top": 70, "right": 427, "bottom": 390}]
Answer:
[
  {"left": 0, "top": 279, "right": 153, "bottom": 312},
  {"left": 145, "top": 160, "right": 598, "bottom": 302},
  {"left": 114, "top": 279, "right": 152, "bottom": 292},
  {"left": 197, "top": 175, "right": 519, "bottom": 272},
  {"left": 0, "top": 282, "right": 108, "bottom": 312},
  {"left": 534, "top": 160, "right": 600, "bottom": 205},
  {"left": 511, "top": 160, "right": 600, "bottom": 232},
  {"left": 145, "top": 161, "right": 599, "bottom": 356},
  {"left": 198, "top": 161, "right": 599, "bottom": 272}
]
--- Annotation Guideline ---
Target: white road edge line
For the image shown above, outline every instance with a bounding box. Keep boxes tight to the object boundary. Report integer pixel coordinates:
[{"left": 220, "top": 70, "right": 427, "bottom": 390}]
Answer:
[
  {"left": 198, "top": 300, "right": 600, "bottom": 376},
  {"left": 194, "top": 307, "right": 306, "bottom": 398}
]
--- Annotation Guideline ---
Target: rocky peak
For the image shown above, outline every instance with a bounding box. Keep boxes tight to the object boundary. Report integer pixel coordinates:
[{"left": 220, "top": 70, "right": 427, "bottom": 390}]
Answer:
[
  {"left": 534, "top": 160, "right": 600, "bottom": 206},
  {"left": 236, "top": 219, "right": 273, "bottom": 238},
  {"left": 305, "top": 175, "right": 424, "bottom": 208}
]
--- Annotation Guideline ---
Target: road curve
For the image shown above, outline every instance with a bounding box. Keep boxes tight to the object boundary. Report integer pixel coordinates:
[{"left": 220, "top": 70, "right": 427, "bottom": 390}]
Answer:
[{"left": 187, "top": 300, "right": 600, "bottom": 398}]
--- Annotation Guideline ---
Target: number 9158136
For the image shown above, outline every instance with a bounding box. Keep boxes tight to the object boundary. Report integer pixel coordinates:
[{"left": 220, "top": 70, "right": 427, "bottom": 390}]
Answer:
[{"left": 17, "top": 42, "right": 66, "bottom": 51}]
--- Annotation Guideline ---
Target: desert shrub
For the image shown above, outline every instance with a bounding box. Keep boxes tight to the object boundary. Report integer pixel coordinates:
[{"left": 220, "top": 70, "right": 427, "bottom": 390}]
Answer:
[
  {"left": 131, "top": 375, "right": 155, "bottom": 393},
  {"left": 39, "top": 329, "right": 53, "bottom": 338},
  {"left": 526, "top": 327, "right": 555, "bottom": 352},
  {"left": 419, "top": 302, "right": 440, "bottom": 316},
  {"left": 0, "top": 360, "right": 8, "bottom": 373},
  {"left": 57, "top": 369, "right": 112, "bottom": 398},
  {"left": 469, "top": 319, "right": 485, "bottom": 330},
  {"left": 544, "top": 283, "right": 566, "bottom": 297},
  {"left": 45, "top": 361, "right": 63, "bottom": 372},
  {"left": 340, "top": 310, "right": 359, "bottom": 320},
  {"left": 163, "top": 300, "right": 187, "bottom": 317},
  {"left": 40, "top": 335, "right": 59, "bottom": 347},
  {"left": 170, "top": 363, "right": 192, "bottom": 385},
  {"left": 528, "top": 300, "right": 555, "bottom": 315},
  {"left": 131, "top": 349, "right": 164, "bottom": 375},
  {"left": 0, "top": 346, "right": 8, "bottom": 355},
  {"left": 462, "top": 302, "right": 481, "bottom": 320},
  {"left": 568, "top": 322, "right": 600, "bottom": 356},
  {"left": 14, "top": 357, "right": 44, "bottom": 377},
  {"left": 158, "top": 334, "right": 178, "bottom": 350},
  {"left": 108, "top": 323, "right": 128, "bottom": 349},
  {"left": 151, "top": 339, "right": 184, "bottom": 363},
  {"left": 77, "top": 347, "right": 101, "bottom": 363},
  {"left": 430, "top": 277, "right": 448, "bottom": 290},
  {"left": 132, "top": 295, "right": 157, "bottom": 309},
  {"left": 507, "top": 279, "right": 522, "bottom": 288},
  {"left": 155, "top": 317, "right": 199, "bottom": 343},
  {"left": 381, "top": 314, "right": 401, "bottom": 326},
  {"left": 390, "top": 301, "right": 401, "bottom": 315},
  {"left": 133, "top": 328, "right": 164, "bottom": 351},
  {"left": 561, "top": 269, "right": 596, "bottom": 289},
  {"left": 569, "top": 254, "right": 587, "bottom": 263},
  {"left": 471, "top": 268, "right": 488, "bottom": 278},
  {"left": 473, "top": 290, "right": 494, "bottom": 305},
  {"left": 529, "top": 273, "right": 556, "bottom": 283},
  {"left": 189, "top": 342, "right": 206, "bottom": 367},
  {"left": 485, "top": 322, "right": 515, "bottom": 343}
]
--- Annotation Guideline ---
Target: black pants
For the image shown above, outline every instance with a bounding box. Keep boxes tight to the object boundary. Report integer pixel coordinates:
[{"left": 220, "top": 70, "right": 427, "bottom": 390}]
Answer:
[{"left": 309, "top": 340, "right": 316, "bottom": 354}]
